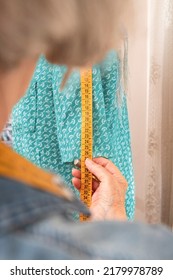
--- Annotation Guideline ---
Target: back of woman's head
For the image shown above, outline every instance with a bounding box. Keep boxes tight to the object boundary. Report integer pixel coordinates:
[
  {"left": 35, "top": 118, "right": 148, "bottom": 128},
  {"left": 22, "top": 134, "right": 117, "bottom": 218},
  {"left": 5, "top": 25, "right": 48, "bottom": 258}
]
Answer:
[{"left": 0, "top": 0, "right": 133, "bottom": 70}]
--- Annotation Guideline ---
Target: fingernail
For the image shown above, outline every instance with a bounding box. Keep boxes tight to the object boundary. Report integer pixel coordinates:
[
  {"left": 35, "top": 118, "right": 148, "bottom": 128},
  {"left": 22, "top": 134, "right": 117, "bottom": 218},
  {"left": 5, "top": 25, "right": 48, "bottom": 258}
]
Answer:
[{"left": 74, "top": 159, "right": 81, "bottom": 167}]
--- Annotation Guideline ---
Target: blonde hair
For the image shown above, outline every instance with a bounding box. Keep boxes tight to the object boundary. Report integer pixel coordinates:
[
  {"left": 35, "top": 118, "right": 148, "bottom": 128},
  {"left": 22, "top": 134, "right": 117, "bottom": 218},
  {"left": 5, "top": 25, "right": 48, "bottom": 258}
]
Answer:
[{"left": 0, "top": 0, "right": 134, "bottom": 70}]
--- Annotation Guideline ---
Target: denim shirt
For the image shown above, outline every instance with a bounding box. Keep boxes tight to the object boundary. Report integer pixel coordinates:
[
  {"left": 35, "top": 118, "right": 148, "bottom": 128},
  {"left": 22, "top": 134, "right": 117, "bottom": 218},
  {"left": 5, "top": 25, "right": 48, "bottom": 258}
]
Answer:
[{"left": 0, "top": 176, "right": 173, "bottom": 260}]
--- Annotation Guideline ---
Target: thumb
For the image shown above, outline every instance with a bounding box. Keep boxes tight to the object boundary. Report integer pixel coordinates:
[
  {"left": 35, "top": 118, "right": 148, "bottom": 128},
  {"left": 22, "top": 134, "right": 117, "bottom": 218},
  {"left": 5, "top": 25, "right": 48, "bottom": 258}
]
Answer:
[{"left": 85, "top": 158, "right": 111, "bottom": 182}]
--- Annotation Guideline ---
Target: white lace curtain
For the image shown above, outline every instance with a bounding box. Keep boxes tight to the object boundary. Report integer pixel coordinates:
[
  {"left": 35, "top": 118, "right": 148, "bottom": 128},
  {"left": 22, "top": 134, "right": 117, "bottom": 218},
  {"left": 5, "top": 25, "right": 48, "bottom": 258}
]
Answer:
[
  {"left": 146, "top": 0, "right": 173, "bottom": 227},
  {"left": 130, "top": 0, "right": 173, "bottom": 228}
]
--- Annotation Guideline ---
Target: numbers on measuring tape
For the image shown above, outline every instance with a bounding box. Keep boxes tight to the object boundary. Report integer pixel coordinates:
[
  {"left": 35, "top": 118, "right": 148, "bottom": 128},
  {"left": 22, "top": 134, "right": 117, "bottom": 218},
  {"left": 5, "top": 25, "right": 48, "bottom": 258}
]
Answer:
[{"left": 80, "top": 69, "right": 93, "bottom": 221}]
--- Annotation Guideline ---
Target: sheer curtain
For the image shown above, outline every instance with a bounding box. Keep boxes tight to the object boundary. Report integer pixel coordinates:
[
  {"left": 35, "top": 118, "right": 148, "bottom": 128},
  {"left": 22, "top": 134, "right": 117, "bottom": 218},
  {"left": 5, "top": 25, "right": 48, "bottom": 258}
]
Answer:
[
  {"left": 129, "top": 0, "right": 173, "bottom": 228},
  {"left": 147, "top": 0, "right": 173, "bottom": 227}
]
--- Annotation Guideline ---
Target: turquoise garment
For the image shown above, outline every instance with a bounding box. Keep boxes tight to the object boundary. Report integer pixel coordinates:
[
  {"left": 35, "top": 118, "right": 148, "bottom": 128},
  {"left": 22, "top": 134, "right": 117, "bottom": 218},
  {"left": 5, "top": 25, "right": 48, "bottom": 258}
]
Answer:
[{"left": 12, "top": 51, "right": 135, "bottom": 220}]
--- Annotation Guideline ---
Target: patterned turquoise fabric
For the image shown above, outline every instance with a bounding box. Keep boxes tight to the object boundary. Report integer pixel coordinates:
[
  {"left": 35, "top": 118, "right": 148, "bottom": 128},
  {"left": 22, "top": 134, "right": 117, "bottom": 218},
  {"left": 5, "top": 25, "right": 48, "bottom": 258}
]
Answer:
[{"left": 12, "top": 51, "right": 135, "bottom": 220}]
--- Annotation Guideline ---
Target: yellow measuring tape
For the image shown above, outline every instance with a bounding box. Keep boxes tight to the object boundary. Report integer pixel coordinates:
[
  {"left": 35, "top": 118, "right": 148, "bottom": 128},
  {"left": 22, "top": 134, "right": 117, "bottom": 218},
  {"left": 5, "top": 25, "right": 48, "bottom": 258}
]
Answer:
[
  {"left": 80, "top": 69, "right": 93, "bottom": 221},
  {"left": 0, "top": 142, "right": 72, "bottom": 200}
]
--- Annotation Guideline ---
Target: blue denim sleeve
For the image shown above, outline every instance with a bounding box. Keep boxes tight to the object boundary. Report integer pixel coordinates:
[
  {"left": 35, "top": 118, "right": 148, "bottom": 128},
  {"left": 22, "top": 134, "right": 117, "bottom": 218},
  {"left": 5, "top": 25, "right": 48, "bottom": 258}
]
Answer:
[
  {"left": 1, "top": 217, "right": 173, "bottom": 260},
  {"left": 0, "top": 177, "right": 173, "bottom": 260}
]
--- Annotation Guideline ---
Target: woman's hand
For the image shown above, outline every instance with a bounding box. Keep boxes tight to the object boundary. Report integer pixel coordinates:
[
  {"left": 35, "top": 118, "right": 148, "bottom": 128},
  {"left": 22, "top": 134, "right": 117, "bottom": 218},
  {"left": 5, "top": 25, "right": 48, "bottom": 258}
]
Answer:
[{"left": 72, "top": 157, "right": 128, "bottom": 221}]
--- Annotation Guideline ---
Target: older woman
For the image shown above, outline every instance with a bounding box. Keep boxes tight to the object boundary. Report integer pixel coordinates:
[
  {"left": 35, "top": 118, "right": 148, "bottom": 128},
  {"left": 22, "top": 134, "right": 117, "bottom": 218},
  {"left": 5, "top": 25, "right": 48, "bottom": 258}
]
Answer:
[
  {"left": 0, "top": 0, "right": 173, "bottom": 260},
  {"left": 12, "top": 51, "right": 135, "bottom": 221}
]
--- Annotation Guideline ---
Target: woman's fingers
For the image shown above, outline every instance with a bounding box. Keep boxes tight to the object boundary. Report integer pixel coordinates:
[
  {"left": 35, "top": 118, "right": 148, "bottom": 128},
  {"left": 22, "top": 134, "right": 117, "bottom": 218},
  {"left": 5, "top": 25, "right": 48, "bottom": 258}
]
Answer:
[
  {"left": 92, "top": 158, "right": 127, "bottom": 188},
  {"left": 93, "top": 157, "right": 125, "bottom": 178},
  {"left": 72, "top": 168, "right": 81, "bottom": 179},
  {"left": 72, "top": 177, "right": 81, "bottom": 190},
  {"left": 72, "top": 168, "right": 99, "bottom": 191},
  {"left": 74, "top": 157, "right": 120, "bottom": 173},
  {"left": 85, "top": 158, "right": 127, "bottom": 191},
  {"left": 72, "top": 157, "right": 127, "bottom": 195},
  {"left": 72, "top": 157, "right": 127, "bottom": 188},
  {"left": 85, "top": 158, "right": 113, "bottom": 182}
]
